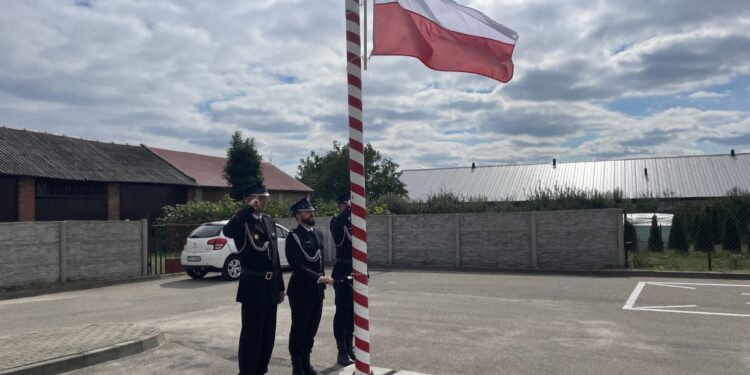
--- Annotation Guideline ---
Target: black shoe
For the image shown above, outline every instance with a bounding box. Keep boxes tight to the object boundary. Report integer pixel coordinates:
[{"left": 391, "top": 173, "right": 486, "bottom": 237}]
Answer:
[
  {"left": 345, "top": 336, "right": 356, "bottom": 361},
  {"left": 301, "top": 353, "right": 320, "bottom": 375},
  {"left": 291, "top": 356, "right": 305, "bottom": 375}
]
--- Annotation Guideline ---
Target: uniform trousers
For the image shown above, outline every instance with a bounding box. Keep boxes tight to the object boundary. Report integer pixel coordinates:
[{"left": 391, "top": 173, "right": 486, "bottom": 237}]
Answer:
[
  {"left": 239, "top": 303, "right": 278, "bottom": 375},
  {"left": 333, "top": 281, "right": 354, "bottom": 342},
  {"left": 288, "top": 294, "right": 323, "bottom": 356}
]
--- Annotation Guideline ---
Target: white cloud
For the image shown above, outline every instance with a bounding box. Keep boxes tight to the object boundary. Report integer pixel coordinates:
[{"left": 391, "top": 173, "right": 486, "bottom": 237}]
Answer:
[
  {"left": 0, "top": 0, "right": 749, "bottom": 180},
  {"left": 687, "top": 91, "right": 729, "bottom": 99}
]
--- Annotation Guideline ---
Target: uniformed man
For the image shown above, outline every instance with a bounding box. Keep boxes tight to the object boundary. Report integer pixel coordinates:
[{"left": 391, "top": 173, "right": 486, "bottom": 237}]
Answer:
[
  {"left": 222, "top": 184, "right": 286, "bottom": 375},
  {"left": 330, "top": 192, "right": 355, "bottom": 365},
  {"left": 286, "top": 198, "right": 333, "bottom": 375}
]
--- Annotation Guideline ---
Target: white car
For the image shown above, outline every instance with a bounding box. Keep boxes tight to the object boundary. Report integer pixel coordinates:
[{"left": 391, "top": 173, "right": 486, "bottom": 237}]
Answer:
[{"left": 181, "top": 220, "right": 290, "bottom": 280}]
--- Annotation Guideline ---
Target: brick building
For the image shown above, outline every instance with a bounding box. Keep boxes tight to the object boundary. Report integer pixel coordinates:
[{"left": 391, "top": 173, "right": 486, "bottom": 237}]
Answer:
[
  {"left": 0, "top": 126, "right": 198, "bottom": 222},
  {"left": 148, "top": 147, "right": 313, "bottom": 203}
]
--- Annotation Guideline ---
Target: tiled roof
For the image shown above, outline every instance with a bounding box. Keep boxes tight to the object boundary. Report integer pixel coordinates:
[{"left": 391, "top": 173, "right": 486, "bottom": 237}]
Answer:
[
  {"left": 401, "top": 153, "right": 750, "bottom": 201},
  {"left": 0, "top": 126, "right": 197, "bottom": 186},
  {"left": 147, "top": 147, "right": 313, "bottom": 192}
]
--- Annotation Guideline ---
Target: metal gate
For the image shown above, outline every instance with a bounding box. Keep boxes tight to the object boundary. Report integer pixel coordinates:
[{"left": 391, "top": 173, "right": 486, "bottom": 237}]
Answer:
[{"left": 148, "top": 224, "right": 200, "bottom": 275}]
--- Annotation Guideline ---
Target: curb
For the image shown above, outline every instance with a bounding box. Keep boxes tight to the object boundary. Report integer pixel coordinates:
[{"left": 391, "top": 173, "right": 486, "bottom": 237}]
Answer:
[
  {"left": 372, "top": 265, "right": 750, "bottom": 280},
  {"left": 0, "top": 330, "right": 164, "bottom": 375}
]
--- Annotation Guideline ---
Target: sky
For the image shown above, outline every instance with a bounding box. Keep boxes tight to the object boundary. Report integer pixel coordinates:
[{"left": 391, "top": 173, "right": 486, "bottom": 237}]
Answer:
[{"left": 1, "top": 0, "right": 749, "bottom": 177}]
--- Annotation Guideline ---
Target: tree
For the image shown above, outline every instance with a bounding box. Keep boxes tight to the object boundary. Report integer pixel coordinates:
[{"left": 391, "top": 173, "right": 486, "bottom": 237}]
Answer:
[
  {"left": 624, "top": 219, "right": 638, "bottom": 252},
  {"left": 694, "top": 209, "right": 714, "bottom": 253},
  {"left": 297, "top": 141, "right": 407, "bottom": 202},
  {"left": 223, "top": 131, "right": 263, "bottom": 201},
  {"left": 722, "top": 214, "right": 742, "bottom": 253},
  {"left": 668, "top": 214, "right": 689, "bottom": 253},
  {"left": 647, "top": 214, "right": 664, "bottom": 252},
  {"left": 710, "top": 208, "right": 723, "bottom": 245}
]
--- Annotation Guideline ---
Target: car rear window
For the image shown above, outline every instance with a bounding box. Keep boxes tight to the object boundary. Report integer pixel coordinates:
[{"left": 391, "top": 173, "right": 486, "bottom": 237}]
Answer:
[{"left": 189, "top": 224, "right": 224, "bottom": 238}]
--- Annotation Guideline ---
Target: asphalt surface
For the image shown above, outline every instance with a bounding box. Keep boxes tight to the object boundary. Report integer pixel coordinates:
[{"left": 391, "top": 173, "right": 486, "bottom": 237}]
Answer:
[{"left": 0, "top": 270, "right": 748, "bottom": 374}]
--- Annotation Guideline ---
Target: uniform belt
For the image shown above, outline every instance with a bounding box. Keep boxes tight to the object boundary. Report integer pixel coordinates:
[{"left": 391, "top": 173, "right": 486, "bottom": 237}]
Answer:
[
  {"left": 241, "top": 267, "right": 277, "bottom": 280},
  {"left": 335, "top": 258, "right": 352, "bottom": 263}
]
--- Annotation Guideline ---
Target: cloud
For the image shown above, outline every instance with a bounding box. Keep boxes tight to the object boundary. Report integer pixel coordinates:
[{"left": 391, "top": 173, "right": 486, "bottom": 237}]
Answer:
[
  {"left": 0, "top": 0, "right": 748, "bottom": 178},
  {"left": 688, "top": 91, "right": 729, "bottom": 99}
]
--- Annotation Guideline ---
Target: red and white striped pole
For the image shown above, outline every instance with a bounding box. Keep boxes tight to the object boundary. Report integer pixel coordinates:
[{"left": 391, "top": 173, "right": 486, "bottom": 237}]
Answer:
[{"left": 345, "top": 1, "right": 370, "bottom": 374}]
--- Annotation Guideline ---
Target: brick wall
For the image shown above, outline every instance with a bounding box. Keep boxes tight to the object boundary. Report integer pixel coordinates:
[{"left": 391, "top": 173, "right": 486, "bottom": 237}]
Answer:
[
  {"left": 17, "top": 177, "right": 35, "bottom": 221},
  {"left": 107, "top": 183, "right": 120, "bottom": 220}
]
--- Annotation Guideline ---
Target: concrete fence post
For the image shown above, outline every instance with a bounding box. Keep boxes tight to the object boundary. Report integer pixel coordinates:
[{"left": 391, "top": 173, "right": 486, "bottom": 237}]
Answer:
[
  {"left": 141, "top": 219, "right": 148, "bottom": 276},
  {"left": 59, "top": 221, "right": 68, "bottom": 282},
  {"left": 455, "top": 214, "right": 462, "bottom": 267},
  {"left": 387, "top": 215, "right": 394, "bottom": 265},
  {"left": 530, "top": 212, "right": 538, "bottom": 268}
]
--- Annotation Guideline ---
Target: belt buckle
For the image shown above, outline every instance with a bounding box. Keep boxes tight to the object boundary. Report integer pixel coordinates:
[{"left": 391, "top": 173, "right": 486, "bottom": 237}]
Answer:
[{"left": 264, "top": 272, "right": 273, "bottom": 280}]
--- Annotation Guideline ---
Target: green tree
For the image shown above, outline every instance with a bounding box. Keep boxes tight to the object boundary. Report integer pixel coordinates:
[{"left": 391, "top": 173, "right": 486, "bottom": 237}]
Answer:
[
  {"left": 668, "top": 214, "right": 689, "bottom": 253},
  {"left": 722, "top": 214, "right": 742, "bottom": 253},
  {"left": 695, "top": 209, "right": 714, "bottom": 253},
  {"left": 296, "top": 141, "right": 407, "bottom": 202},
  {"left": 647, "top": 214, "right": 664, "bottom": 252},
  {"left": 710, "top": 208, "right": 723, "bottom": 245},
  {"left": 223, "top": 131, "right": 263, "bottom": 200},
  {"left": 624, "top": 219, "right": 638, "bottom": 252}
]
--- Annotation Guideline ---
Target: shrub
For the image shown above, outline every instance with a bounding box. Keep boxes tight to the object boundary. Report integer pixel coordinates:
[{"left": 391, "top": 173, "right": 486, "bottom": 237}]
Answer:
[
  {"left": 722, "top": 215, "right": 742, "bottom": 253},
  {"left": 647, "top": 215, "right": 664, "bottom": 252},
  {"left": 624, "top": 219, "right": 638, "bottom": 252},
  {"left": 694, "top": 209, "right": 714, "bottom": 253},
  {"left": 668, "top": 214, "right": 689, "bottom": 253}
]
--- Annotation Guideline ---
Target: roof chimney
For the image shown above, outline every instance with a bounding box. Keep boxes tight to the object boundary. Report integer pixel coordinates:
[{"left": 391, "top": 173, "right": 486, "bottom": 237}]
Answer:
[
  {"left": 731, "top": 149, "right": 735, "bottom": 157},
  {"left": 552, "top": 158, "right": 557, "bottom": 168},
  {"left": 644, "top": 168, "right": 648, "bottom": 177}
]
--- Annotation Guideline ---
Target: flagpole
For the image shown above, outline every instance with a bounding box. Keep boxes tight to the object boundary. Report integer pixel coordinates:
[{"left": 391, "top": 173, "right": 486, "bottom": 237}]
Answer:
[{"left": 345, "top": 1, "right": 371, "bottom": 375}]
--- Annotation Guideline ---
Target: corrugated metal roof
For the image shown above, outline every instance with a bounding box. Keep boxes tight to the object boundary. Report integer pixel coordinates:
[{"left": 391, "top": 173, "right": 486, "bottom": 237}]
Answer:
[
  {"left": 401, "top": 153, "right": 750, "bottom": 201},
  {"left": 0, "top": 126, "right": 198, "bottom": 186},
  {"left": 148, "top": 147, "right": 313, "bottom": 192}
]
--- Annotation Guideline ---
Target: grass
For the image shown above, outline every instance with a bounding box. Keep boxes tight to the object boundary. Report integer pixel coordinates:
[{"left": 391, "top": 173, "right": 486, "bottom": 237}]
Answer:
[{"left": 628, "top": 246, "right": 750, "bottom": 272}]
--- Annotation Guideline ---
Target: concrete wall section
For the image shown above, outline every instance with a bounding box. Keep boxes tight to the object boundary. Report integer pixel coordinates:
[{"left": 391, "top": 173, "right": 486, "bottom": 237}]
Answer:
[
  {"left": 66, "top": 221, "right": 143, "bottom": 281},
  {"left": 536, "top": 209, "right": 622, "bottom": 269},
  {"left": 392, "top": 214, "right": 456, "bottom": 266},
  {"left": 0, "top": 222, "right": 60, "bottom": 288},
  {"left": 460, "top": 212, "right": 534, "bottom": 268}
]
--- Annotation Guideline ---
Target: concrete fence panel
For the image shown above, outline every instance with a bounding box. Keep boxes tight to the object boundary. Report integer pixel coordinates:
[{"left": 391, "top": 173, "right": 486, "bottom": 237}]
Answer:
[
  {"left": 0, "top": 222, "right": 61, "bottom": 288},
  {"left": 460, "top": 212, "right": 534, "bottom": 268},
  {"left": 536, "top": 209, "right": 622, "bottom": 269},
  {"left": 66, "top": 221, "right": 143, "bottom": 281},
  {"left": 392, "top": 214, "right": 456, "bottom": 267}
]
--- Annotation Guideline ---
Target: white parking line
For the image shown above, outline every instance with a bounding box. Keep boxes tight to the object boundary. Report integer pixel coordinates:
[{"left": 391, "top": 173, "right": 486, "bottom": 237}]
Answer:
[
  {"left": 622, "top": 281, "right": 646, "bottom": 310},
  {"left": 649, "top": 283, "right": 696, "bottom": 290},
  {"left": 637, "top": 305, "right": 697, "bottom": 309},
  {"left": 623, "top": 281, "right": 750, "bottom": 317}
]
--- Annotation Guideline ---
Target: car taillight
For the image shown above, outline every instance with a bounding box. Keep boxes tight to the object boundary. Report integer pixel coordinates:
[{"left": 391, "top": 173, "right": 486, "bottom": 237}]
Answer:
[{"left": 207, "top": 238, "right": 227, "bottom": 250}]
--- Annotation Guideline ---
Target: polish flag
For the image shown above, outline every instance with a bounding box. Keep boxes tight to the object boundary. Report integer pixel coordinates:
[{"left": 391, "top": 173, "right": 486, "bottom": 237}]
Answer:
[{"left": 372, "top": 0, "right": 518, "bottom": 83}]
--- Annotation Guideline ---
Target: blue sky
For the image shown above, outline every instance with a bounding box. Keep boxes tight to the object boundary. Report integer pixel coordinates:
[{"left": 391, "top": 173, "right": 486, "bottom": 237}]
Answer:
[{"left": 0, "top": 0, "right": 749, "bottom": 176}]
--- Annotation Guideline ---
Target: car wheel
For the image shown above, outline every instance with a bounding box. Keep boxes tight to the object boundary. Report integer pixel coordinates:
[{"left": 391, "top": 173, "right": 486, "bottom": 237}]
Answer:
[
  {"left": 186, "top": 268, "right": 207, "bottom": 279},
  {"left": 222, "top": 255, "right": 241, "bottom": 281}
]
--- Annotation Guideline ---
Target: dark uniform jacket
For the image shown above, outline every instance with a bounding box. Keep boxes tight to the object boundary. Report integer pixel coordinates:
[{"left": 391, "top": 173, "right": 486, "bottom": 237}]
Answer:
[
  {"left": 222, "top": 207, "right": 285, "bottom": 305},
  {"left": 330, "top": 206, "right": 352, "bottom": 281},
  {"left": 285, "top": 226, "right": 326, "bottom": 302}
]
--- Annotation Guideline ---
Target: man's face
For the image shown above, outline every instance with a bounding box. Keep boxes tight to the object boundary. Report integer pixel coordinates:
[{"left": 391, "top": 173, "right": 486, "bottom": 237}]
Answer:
[
  {"left": 297, "top": 211, "right": 315, "bottom": 227},
  {"left": 338, "top": 202, "right": 347, "bottom": 213}
]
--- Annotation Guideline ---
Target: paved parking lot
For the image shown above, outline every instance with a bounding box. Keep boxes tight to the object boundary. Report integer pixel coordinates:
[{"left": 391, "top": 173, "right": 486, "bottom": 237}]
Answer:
[{"left": 1, "top": 270, "right": 749, "bottom": 374}]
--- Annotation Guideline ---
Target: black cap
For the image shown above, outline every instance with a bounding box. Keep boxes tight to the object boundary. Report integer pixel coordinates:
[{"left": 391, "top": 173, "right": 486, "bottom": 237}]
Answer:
[
  {"left": 336, "top": 192, "right": 351, "bottom": 204},
  {"left": 290, "top": 197, "right": 315, "bottom": 213},
  {"left": 243, "top": 183, "right": 270, "bottom": 198}
]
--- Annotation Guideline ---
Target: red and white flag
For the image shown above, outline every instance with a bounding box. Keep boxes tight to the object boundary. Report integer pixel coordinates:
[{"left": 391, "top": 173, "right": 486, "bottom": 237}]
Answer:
[{"left": 373, "top": 0, "right": 518, "bottom": 83}]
